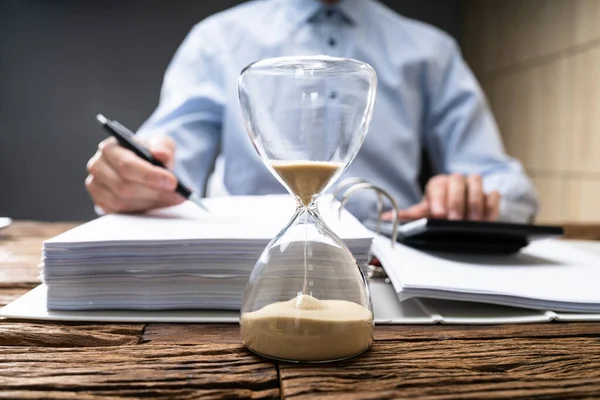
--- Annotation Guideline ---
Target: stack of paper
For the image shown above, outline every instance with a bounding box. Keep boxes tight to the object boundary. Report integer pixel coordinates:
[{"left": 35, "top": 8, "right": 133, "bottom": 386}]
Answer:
[
  {"left": 42, "top": 195, "right": 374, "bottom": 311},
  {"left": 372, "top": 236, "right": 600, "bottom": 313}
]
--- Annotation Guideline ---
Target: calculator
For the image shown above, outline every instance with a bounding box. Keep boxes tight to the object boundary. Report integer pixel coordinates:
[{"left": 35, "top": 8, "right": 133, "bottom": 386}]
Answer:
[{"left": 369, "top": 218, "right": 564, "bottom": 254}]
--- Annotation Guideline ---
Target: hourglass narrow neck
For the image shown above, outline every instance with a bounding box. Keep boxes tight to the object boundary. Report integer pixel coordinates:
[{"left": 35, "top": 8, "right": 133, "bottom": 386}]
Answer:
[{"left": 296, "top": 200, "right": 318, "bottom": 213}]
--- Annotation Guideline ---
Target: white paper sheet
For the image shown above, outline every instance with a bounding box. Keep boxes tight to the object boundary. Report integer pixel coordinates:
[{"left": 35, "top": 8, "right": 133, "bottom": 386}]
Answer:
[
  {"left": 41, "top": 195, "right": 374, "bottom": 311},
  {"left": 373, "top": 237, "right": 600, "bottom": 313},
  {"left": 4, "top": 283, "right": 429, "bottom": 324},
  {"left": 45, "top": 195, "right": 373, "bottom": 246},
  {"left": 5, "top": 282, "right": 600, "bottom": 324}
]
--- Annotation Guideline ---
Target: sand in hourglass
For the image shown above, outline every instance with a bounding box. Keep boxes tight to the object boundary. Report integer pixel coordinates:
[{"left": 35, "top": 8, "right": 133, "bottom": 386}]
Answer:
[
  {"left": 271, "top": 160, "right": 343, "bottom": 206},
  {"left": 241, "top": 294, "right": 373, "bottom": 362}
]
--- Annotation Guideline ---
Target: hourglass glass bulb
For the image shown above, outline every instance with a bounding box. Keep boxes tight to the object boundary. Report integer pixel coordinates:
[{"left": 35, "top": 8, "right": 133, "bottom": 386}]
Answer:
[{"left": 238, "top": 55, "right": 378, "bottom": 363}]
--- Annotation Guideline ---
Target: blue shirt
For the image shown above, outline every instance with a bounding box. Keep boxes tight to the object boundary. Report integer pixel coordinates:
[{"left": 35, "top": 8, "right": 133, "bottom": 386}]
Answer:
[{"left": 137, "top": 0, "right": 539, "bottom": 223}]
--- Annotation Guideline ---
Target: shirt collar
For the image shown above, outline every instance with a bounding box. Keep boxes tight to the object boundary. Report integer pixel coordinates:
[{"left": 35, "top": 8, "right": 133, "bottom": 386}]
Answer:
[
  {"left": 337, "top": 0, "right": 362, "bottom": 26},
  {"left": 283, "top": 0, "right": 362, "bottom": 29}
]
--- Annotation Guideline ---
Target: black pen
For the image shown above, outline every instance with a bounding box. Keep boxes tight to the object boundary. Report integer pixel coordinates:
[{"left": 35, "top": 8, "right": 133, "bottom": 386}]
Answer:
[{"left": 95, "top": 114, "right": 209, "bottom": 211}]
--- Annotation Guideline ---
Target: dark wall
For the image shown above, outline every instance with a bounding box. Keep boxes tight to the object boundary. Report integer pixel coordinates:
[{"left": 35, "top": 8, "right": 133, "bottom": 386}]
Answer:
[{"left": 0, "top": 0, "right": 462, "bottom": 221}]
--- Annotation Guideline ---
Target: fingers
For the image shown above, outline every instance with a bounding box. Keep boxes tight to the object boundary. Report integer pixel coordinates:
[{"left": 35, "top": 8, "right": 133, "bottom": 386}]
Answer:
[
  {"left": 85, "top": 175, "right": 122, "bottom": 214},
  {"left": 379, "top": 179, "right": 501, "bottom": 223},
  {"left": 86, "top": 172, "right": 184, "bottom": 214},
  {"left": 398, "top": 199, "right": 429, "bottom": 220},
  {"left": 424, "top": 173, "right": 499, "bottom": 221},
  {"left": 426, "top": 175, "right": 448, "bottom": 218},
  {"left": 85, "top": 136, "right": 184, "bottom": 214},
  {"left": 447, "top": 173, "right": 466, "bottom": 220},
  {"left": 380, "top": 210, "right": 394, "bottom": 221},
  {"left": 381, "top": 199, "right": 429, "bottom": 222},
  {"left": 485, "top": 191, "right": 501, "bottom": 221},
  {"left": 100, "top": 139, "right": 177, "bottom": 190},
  {"left": 87, "top": 155, "right": 123, "bottom": 195},
  {"left": 149, "top": 136, "right": 177, "bottom": 169},
  {"left": 90, "top": 156, "right": 181, "bottom": 205},
  {"left": 152, "top": 135, "right": 176, "bottom": 153},
  {"left": 466, "top": 174, "right": 484, "bottom": 221}
]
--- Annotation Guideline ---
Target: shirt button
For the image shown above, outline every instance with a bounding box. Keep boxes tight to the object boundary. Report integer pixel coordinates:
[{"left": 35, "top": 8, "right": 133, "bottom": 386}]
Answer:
[
  {"left": 328, "top": 38, "right": 336, "bottom": 47},
  {"left": 329, "top": 91, "right": 338, "bottom": 99},
  {"left": 325, "top": 9, "right": 334, "bottom": 18}
]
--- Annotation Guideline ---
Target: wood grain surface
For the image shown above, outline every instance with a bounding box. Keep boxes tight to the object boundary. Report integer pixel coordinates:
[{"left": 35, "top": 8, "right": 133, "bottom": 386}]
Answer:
[
  {"left": 0, "top": 288, "right": 30, "bottom": 307},
  {"left": 563, "top": 224, "right": 600, "bottom": 241},
  {"left": 143, "top": 324, "right": 241, "bottom": 345},
  {"left": 278, "top": 336, "right": 600, "bottom": 400},
  {"left": 0, "top": 344, "right": 279, "bottom": 399},
  {"left": 3, "top": 220, "right": 600, "bottom": 399},
  {"left": 0, "top": 322, "right": 144, "bottom": 347},
  {"left": 0, "top": 221, "right": 79, "bottom": 288}
]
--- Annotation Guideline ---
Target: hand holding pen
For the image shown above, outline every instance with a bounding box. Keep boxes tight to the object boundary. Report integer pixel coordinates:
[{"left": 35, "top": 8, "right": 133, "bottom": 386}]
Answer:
[{"left": 85, "top": 114, "right": 207, "bottom": 214}]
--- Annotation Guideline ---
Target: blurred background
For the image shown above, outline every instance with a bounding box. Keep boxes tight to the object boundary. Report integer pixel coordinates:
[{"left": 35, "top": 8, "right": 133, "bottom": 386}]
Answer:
[
  {"left": 463, "top": 0, "right": 600, "bottom": 225},
  {"left": 0, "top": 0, "right": 461, "bottom": 221},
  {"left": 0, "top": 0, "right": 596, "bottom": 224}
]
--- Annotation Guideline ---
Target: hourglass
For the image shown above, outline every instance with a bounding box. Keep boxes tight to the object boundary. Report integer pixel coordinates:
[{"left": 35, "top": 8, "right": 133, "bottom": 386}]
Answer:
[{"left": 238, "top": 56, "right": 377, "bottom": 363}]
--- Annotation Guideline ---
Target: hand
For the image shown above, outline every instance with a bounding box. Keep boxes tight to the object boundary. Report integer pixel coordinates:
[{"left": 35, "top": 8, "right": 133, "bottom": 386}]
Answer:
[
  {"left": 381, "top": 174, "right": 501, "bottom": 222},
  {"left": 85, "top": 136, "right": 184, "bottom": 214}
]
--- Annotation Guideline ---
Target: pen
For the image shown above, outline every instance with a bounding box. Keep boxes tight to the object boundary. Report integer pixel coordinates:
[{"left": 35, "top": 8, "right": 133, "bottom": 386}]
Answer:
[{"left": 95, "top": 114, "right": 209, "bottom": 211}]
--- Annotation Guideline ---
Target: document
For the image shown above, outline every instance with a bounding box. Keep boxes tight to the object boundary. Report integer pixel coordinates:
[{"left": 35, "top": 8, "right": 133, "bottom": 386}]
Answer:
[
  {"left": 42, "top": 195, "right": 374, "bottom": 310},
  {"left": 372, "top": 236, "right": 600, "bottom": 312}
]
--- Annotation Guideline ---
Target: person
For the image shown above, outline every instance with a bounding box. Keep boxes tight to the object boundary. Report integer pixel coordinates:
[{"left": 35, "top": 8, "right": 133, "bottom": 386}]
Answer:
[{"left": 85, "top": 0, "right": 539, "bottom": 225}]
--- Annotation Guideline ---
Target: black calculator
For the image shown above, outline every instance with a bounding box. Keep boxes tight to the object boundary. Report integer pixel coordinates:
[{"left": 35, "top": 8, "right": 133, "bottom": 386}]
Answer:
[{"left": 369, "top": 218, "right": 564, "bottom": 254}]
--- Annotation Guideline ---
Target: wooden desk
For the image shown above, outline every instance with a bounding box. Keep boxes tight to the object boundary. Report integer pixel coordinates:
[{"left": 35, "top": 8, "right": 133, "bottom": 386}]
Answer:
[{"left": 2, "top": 221, "right": 600, "bottom": 399}]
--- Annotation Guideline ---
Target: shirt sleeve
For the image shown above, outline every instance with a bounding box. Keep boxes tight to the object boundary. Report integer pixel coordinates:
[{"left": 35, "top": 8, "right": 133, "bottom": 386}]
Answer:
[
  {"left": 136, "top": 21, "right": 224, "bottom": 196},
  {"left": 423, "top": 39, "right": 539, "bottom": 223}
]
